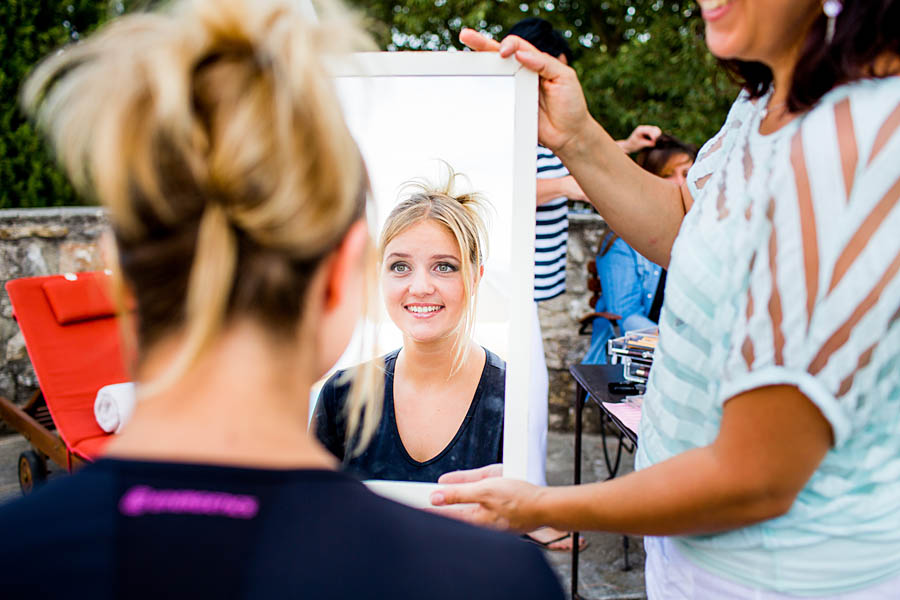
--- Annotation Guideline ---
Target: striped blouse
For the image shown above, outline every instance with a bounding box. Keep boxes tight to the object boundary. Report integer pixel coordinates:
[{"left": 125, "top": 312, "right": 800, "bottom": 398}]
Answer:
[
  {"left": 534, "top": 146, "right": 569, "bottom": 301},
  {"left": 636, "top": 77, "right": 900, "bottom": 595}
]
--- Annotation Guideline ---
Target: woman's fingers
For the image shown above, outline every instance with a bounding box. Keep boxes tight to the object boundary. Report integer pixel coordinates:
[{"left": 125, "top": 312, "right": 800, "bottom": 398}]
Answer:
[
  {"left": 438, "top": 463, "right": 502, "bottom": 484},
  {"left": 431, "top": 482, "right": 480, "bottom": 506},
  {"left": 458, "top": 28, "right": 593, "bottom": 155},
  {"left": 459, "top": 30, "right": 542, "bottom": 60},
  {"left": 622, "top": 124, "right": 662, "bottom": 153},
  {"left": 459, "top": 28, "right": 501, "bottom": 52},
  {"left": 430, "top": 483, "right": 510, "bottom": 529},
  {"left": 425, "top": 504, "right": 498, "bottom": 528},
  {"left": 513, "top": 49, "right": 573, "bottom": 86}
]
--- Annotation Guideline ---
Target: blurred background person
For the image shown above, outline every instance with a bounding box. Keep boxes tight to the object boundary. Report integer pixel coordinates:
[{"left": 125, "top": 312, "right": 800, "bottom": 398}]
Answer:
[{"left": 582, "top": 134, "right": 697, "bottom": 365}]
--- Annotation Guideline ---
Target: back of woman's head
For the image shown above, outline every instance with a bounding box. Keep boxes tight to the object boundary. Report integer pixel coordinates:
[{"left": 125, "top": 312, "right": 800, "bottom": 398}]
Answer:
[
  {"left": 23, "top": 0, "right": 372, "bottom": 359},
  {"left": 379, "top": 169, "right": 489, "bottom": 374}
]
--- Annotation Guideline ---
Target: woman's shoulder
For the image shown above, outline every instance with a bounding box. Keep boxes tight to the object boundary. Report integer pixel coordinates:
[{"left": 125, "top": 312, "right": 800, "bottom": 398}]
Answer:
[
  {"left": 483, "top": 347, "right": 506, "bottom": 374},
  {"left": 792, "top": 76, "right": 900, "bottom": 209},
  {"left": 319, "top": 350, "right": 398, "bottom": 402},
  {"left": 800, "top": 76, "right": 900, "bottom": 145},
  {"left": 324, "top": 350, "right": 399, "bottom": 383},
  {"left": 335, "top": 488, "right": 563, "bottom": 598}
]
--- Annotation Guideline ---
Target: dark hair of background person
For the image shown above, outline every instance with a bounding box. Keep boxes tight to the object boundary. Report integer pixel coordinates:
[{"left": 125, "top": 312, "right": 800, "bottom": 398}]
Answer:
[
  {"left": 508, "top": 17, "right": 574, "bottom": 63},
  {"left": 633, "top": 134, "right": 698, "bottom": 180},
  {"left": 601, "top": 134, "right": 696, "bottom": 256},
  {"left": 720, "top": 0, "right": 900, "bottom": 113}
]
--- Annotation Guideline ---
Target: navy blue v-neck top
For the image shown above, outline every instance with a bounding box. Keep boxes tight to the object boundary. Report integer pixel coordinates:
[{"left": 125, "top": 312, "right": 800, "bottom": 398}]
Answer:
[{"left": 313, "top": 348, "right": 505, "bottom": 482}]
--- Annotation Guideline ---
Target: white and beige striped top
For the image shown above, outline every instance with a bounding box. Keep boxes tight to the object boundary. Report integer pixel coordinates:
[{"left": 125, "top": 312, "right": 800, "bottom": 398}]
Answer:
[{"left": 635, "top": 76, "right": 900, "bottom": 595}]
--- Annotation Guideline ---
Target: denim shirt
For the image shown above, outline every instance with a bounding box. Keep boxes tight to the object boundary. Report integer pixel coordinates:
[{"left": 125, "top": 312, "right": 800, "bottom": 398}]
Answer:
[{"left": 582, "top": 235, "right": 662, "bottom": 364}]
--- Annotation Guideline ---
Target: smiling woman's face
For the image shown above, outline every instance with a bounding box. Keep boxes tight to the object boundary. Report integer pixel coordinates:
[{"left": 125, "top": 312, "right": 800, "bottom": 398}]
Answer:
[
  {"left": 381, "top": 219, "right": 474, "bottom": 344},
  {"left": 698, "top": 0, "right": 820, "bottom": 67}
]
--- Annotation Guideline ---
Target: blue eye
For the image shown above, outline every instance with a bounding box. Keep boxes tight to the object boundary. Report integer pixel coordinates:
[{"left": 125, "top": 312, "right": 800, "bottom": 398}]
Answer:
[{"left": 390, "top": 262, "right": 410, "bottom": 273}]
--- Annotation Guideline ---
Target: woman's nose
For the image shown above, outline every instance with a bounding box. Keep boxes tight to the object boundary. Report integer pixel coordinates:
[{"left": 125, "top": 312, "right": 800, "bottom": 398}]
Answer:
[{"left": 408, "top": 270, "right": 435, "bottom": 295}]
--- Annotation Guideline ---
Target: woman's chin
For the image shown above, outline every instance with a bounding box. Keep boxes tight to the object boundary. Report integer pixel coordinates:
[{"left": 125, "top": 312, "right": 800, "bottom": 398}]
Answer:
[
  {"left": 704, "top": 30, "right": 745, "bottom": 61},
  {"left": 401, "top": 324, "right": 456, "bottom": 346}
]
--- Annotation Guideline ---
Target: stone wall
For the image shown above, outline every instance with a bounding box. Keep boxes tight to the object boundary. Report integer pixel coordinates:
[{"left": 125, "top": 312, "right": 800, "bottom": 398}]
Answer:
[
  {"left": 0, "top": 207, "right": 609, "bottom": 432},
  {"left": 539, "top": 213, "right": 611, "bottom": 433},
  {"left": 0, "top": 208, "right": 107, "bottom": 422}
]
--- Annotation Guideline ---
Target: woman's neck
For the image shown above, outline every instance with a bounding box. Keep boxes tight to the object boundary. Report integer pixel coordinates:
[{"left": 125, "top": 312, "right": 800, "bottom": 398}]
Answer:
[
  {"left": 397, "top": 334, "right": 479, "bottom": 384},
  {"left": 103, "top": 322, "right": 336, "bottom": 470}
]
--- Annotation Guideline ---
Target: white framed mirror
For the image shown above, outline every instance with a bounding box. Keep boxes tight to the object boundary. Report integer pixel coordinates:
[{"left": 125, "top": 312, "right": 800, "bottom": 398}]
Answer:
[{"left": 316, "top": 52, "right": 537, "bottom": 506}]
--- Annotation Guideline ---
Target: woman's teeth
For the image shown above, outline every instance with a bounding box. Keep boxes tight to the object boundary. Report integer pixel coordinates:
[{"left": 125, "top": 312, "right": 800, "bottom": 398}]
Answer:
[
  {"left": 697, "top": 0, "right": 731, "bottom": 9},
  {"left": 407, "top": 305, "right": 441, "bottom": 313}
]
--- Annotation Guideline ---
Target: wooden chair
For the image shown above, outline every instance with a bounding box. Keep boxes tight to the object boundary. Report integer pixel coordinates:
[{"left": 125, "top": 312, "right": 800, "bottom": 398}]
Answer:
[
  {"left": 0, "top": 272, "right": 129, "bottom": 493},
  {"left": 577, "top": 253, "right": 621, "bottom": 335}
]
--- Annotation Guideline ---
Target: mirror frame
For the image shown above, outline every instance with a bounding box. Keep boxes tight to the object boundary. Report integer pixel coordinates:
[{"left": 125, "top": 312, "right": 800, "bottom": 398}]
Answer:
[{"left": 330, "top": 52, "right": 538, "bottom": 501}]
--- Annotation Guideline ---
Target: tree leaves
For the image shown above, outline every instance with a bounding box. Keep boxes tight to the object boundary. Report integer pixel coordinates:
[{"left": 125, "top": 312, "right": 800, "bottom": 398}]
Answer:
[{"left": 0, "top": 0, "right": 111, "bottom": 208}]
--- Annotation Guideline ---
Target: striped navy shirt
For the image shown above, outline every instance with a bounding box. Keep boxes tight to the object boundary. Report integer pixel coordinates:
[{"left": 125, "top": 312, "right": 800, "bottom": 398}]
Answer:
[{"left": 534, "top": 146, "right": 569, "bottom": 301}]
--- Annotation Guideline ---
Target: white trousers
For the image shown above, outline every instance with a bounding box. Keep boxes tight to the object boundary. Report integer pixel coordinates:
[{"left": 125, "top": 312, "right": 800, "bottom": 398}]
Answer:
[
  {"left": 527, "top": 301, "right": 548, "bottom": 486},
  {"left": 645, "top": 536, "right": 900, "bottom": 600}
]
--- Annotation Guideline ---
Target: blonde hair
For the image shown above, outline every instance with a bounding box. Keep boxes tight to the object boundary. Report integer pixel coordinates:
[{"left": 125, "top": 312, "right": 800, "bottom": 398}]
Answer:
[
  {"left": 22, "top": 0, "right": 382, "bottom": 450},
  {"left": 379, "top": 169, "right": 490, "bottom": 376}
]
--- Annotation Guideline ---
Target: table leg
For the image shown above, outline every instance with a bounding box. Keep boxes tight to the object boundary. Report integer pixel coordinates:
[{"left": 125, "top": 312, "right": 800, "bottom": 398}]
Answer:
[{"left": 571, "top": 383, "right": 586, "bottom": 600}]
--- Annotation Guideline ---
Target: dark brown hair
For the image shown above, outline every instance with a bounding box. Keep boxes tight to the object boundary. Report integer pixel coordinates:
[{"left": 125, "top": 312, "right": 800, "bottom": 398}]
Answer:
[
  {"left": 634, "top": 134, "right": 698, "bottom": 180},
  {"left": 720, "top": 1, "right": 900, "bottom": 112}
]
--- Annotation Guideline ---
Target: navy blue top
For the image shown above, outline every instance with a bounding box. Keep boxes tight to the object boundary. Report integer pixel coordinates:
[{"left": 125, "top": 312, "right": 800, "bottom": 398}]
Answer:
[
  {"left": 313, "top": 348, "right": 505, "bottom": 482},
  {"left": 0, "top": 458, "right": 562, "bottom": 599}
]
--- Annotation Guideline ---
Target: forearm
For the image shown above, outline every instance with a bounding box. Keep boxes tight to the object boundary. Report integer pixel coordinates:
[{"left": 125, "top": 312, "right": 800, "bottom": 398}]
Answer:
[
  {"left": 556, "top": 121, "right": 685, "bottom": 268},
  {"left": 530, "top": 445, "right": 790, "bottom": 536},
  {"left": 536, "top": 176, "right": 576, "bottom": 206}
]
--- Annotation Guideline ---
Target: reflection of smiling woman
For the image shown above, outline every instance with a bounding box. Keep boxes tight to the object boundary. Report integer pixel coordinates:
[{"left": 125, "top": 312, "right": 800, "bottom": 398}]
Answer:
[{"left": 314, "top": 178, "right": 505, "bottom": 482}]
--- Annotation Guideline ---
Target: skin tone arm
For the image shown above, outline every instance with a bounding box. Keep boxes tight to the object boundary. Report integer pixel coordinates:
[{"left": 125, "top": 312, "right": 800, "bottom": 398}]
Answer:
[
  {"left": 537, "top": 125, "right": 661, "bottom": 206},
  {"left": 536, "top": 175, "right": 585, "bottom": 206},
  {"left": 432, "top": 385, "right": 833, "bottom": 536},
  {"left": 461, "top": 29, "right": 689, "bottom": 267}
]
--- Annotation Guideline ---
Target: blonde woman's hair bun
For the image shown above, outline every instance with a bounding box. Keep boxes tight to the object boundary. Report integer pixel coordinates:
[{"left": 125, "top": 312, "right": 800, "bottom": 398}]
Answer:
[{"left": 21, "top": 0, "right": 385, "bottom": 453}]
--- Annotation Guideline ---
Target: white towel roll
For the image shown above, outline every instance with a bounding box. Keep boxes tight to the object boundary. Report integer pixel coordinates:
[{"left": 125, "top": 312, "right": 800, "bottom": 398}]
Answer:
[{"left": 94, "top": 382, "right": 136, "bottom": 434}]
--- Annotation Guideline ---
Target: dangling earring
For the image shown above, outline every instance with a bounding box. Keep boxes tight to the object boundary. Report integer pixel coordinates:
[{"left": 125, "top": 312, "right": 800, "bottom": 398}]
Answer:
[{"left": 823, "top": 0, "right": 843, "bottom": 44}]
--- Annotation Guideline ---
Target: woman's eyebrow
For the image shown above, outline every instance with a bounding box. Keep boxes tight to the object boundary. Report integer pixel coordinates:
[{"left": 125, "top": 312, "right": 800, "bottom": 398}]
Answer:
[
  {"left": 385, "top": 252, "right": 411, "bottom": 260},
  {"left": 431, "top": 254, "right": 460, "bottom": 261}
]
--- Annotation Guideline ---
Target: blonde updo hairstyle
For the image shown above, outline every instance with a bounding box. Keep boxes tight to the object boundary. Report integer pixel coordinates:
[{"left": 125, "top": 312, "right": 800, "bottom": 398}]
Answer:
[
  {"left": 379, "top": 170, "right": 490, "bottom": 376},
  {"left": 22, "top": 0, "right": 382, "bottom": 448}
]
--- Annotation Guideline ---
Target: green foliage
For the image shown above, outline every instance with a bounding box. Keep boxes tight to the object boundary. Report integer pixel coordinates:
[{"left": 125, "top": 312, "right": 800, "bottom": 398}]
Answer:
[
  {"left": 347, "top": 0, "right": 738, "bottom": 146},
  {"left": 0, "top": 1, "right": 114, "bottom": 208}
]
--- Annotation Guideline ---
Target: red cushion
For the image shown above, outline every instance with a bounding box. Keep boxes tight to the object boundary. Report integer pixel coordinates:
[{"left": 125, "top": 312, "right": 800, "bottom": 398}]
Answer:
[
  {"left": 5, "top": 272, "right": 131, "bottom": 460},
  {"left": 42, "top": 272, "right": 117, "bottom": 325}
]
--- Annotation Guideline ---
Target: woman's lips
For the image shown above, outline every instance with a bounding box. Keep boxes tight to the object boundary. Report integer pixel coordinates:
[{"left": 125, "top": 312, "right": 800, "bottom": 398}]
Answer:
[{"left": 697, "top": 0, "right": 734, "bottom": 21}]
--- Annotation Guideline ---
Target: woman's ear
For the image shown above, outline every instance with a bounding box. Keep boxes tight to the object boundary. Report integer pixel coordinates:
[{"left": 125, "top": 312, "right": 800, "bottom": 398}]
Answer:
[
  {"left": 313, "top": 220, "right": 370, "bottom": 378},
  {"left": 324, "top": 220, "right": 369, "bottom": 311}
]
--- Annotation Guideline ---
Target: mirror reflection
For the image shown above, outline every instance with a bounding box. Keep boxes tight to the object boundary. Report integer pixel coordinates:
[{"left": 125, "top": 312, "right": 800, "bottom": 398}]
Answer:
[
  {"left": 314, "top": 178, "right": 505, "bottom": 481},
  {"left": 311, "top": 73, "right": 522, "bottom": 483}
]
